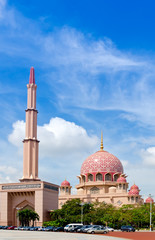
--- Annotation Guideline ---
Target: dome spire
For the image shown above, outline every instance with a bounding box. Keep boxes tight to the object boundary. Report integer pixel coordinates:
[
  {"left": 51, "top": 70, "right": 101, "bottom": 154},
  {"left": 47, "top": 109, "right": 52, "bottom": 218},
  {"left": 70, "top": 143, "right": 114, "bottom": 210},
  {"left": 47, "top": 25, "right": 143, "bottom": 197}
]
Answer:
[{"left": 100, "top": 130, "right": 104, "bottom": 151}]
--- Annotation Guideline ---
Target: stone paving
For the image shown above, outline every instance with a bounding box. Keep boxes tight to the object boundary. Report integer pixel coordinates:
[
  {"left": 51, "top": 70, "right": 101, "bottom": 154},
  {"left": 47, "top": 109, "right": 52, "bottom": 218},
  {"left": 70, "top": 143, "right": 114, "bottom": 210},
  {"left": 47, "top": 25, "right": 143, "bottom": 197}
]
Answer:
[{"left": 0, "top": 230, "right": 127, "bottom": 240}]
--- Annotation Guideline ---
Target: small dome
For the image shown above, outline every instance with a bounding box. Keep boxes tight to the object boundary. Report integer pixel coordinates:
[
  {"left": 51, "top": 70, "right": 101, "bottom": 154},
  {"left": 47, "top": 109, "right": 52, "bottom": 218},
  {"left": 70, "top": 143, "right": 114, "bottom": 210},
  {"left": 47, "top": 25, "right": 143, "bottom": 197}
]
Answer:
[
  {"left": 128, "top": 188, "right": 139, "bottom": 195},
  {"left": 117, "top": 176, "right": 127, "bottom": 183},
  {"left": 130, "top": 184, "right": 139, "bottom": 190},
  {"left": 61, "top": 179, "right": 70, "bottom": 186},
  {"left": 81, "top": 150, "right": 123, "bottom": 175},
  {"left": 145, "top": 197, "right": 154, "bottom": 203}
]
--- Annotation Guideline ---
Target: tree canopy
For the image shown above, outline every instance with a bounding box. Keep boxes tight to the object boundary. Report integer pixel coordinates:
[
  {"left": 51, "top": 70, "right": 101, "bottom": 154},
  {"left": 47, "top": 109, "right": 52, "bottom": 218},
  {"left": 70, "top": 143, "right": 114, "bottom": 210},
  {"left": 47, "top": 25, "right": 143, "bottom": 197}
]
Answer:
[
  {"left": 44, "top": 199, "right": 155, "bottom": 229},
  {"left": 17, "top": 209, "right": 39, "bottom": 226}
]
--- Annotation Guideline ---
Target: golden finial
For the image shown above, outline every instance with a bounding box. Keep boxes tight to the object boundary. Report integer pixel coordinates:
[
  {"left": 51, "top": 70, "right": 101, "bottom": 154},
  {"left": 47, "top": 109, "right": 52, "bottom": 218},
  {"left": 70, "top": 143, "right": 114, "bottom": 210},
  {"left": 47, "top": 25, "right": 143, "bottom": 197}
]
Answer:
[{"left": 100, "top": 130, "right": 104, "bottom": 151}]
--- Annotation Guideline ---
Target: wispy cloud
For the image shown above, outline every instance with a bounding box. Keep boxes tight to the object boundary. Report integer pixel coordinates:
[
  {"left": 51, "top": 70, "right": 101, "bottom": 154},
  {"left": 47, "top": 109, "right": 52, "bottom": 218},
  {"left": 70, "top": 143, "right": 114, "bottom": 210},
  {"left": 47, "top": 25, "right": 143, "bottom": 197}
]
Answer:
[{"left": 1, "top": 0, "right": 155, "bottom": 128}]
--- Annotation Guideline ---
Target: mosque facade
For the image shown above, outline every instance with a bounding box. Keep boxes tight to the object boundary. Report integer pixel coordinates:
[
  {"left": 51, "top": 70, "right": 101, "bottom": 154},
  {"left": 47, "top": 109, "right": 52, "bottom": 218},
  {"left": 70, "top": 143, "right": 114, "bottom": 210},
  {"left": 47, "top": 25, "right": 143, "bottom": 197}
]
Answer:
[{"left": 59, "top": 133, "right": 144, "bottom": 208}]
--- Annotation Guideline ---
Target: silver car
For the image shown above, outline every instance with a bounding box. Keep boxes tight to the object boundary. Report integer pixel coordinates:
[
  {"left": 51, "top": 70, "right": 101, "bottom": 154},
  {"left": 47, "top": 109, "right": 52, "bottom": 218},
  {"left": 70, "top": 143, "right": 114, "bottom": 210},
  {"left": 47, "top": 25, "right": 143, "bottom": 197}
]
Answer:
[{"left": 87, "top": 226, "right": 108, "bottom": 234}]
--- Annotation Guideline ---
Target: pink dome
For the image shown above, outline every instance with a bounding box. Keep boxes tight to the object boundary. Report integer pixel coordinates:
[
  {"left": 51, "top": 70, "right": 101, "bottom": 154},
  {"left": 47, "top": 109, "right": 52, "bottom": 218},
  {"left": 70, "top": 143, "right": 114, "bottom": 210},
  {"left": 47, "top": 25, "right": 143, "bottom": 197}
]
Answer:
[
  {"left": 128, "top": 188, "right": 139, "bottom": 195},
  {"left": 81, "top": 150, "right": 123, "bottom": 175},
  {"left": 61, "top": 179, "right": 70, "bottom": 186},
  {"left": 117, "top": 176, "right": 127, "bottom": 183},
  {"left": 145, "top": 197, "right": 154, "bottom": 203},
  {"left": 130, "top": 184, "right": 139, "bottom": 190}
]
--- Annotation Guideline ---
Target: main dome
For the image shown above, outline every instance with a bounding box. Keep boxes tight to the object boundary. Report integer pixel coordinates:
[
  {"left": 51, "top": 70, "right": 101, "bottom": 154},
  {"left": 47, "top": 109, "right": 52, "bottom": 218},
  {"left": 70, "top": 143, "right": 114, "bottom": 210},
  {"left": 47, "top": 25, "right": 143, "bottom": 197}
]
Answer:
[{"left": 81, "top": 150, "right": 123, "bottom": 175}]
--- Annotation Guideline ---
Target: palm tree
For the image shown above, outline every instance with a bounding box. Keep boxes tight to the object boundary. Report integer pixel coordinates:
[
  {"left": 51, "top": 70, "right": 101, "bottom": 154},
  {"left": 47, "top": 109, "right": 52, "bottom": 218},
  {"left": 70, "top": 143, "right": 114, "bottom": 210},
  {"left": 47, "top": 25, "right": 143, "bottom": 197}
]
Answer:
[
  {"left": 17, "top": 209, "right": 39, "bottom": 226},
  {"left": 30, "top": 210, "right": 39, "bottom": 227}
]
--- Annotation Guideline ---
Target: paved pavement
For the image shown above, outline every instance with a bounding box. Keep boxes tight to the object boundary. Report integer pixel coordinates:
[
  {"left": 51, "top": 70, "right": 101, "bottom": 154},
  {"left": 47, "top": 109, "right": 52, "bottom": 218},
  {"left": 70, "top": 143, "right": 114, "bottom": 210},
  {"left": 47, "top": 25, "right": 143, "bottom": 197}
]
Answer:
[{"left": 0, "top": 230, "right": 128, "bottom": 240}]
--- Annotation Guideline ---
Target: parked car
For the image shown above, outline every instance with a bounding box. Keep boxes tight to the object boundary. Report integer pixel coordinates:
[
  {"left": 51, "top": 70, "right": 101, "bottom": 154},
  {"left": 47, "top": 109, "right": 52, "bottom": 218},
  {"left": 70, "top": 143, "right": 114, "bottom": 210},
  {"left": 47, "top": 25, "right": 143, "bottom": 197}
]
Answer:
[
  {"left": 53, "top": 227, "right": 64, "bottom": 232},
  {"left": 38, "top": 227, "right": 44, "bottom": 231},
  {"left": 121, "top": 225, "right": 135, "bottom": 232},
  {"left": 83, "top": 225, "right": 100, "bottom": 233},
  {"left": 87, "top": 226, "right": 108, "bottom": 234},
  {"left": 7, "top": 226, "right": 17, "bottom": 230},
  {"left": 64, "top": 223, "right": 83, "bottom": 232},
  {"left": 105, "top": 226, "right": 114, "bottom": 232},
  {"left": 45, "top": 226, "right": 55, "bottom": 231},
  {"left": 29, "top": 227, "right": 39, "bottom": 231},
  {"left": 69, "top": 225, "right": 83, "bottom": 232},
  {"left": 1, "top": 226, "right": 9, "bottom": 229},
  {"left": 14, "top": 226, "right": 21, "bottom": 230},
  {"left": 24, "top": 226, "right": 31, "bottom": 230},
  {"left": 77, "top": 225, "right": 92, "bottom": 233}
]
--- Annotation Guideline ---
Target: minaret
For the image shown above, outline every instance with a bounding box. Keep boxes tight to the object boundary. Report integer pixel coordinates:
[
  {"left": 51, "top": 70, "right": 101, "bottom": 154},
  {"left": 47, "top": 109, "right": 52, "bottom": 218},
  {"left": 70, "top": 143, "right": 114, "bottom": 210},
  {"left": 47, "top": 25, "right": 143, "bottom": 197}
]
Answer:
[{"left": 20, "top": 67, "right": 40, "bottom": 182}]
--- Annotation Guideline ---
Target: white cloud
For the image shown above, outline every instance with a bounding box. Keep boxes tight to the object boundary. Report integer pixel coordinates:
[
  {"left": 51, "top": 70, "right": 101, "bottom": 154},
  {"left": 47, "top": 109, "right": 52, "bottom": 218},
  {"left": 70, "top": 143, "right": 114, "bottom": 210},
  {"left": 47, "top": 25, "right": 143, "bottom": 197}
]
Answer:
[
  {"left": 141, "top": 147, "right": 155, "bottom": 166},
  {"left": 8, "top": 117, "right": 99, "bottom": 159},
  {"left": 8, "top": 120, "right": 25, "bottom": 147},
  {"left": 7, "top": 117, "right": 99, "bottom": 185}
]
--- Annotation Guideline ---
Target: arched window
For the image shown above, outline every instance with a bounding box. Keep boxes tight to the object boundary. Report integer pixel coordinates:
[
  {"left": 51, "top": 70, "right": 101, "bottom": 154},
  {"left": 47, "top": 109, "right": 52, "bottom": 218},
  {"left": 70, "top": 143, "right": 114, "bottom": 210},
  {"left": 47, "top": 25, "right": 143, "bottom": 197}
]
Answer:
[
  {"left": 62, "top": 187, "right": 65, "bottom": 192},
  {"left": 90, "top": 187, "right": 99, "bottom": 194},
  {"left": 105, "top": 173, "right": 112, "bottom": 181},
  {"left": 123, "top": 184, "right": 126, "bottom": 190},
  {"left": 131, "top": 196, "right": 134, "bottom": 203},
  {"left": 66, "top": 187, "right": 68, "bottom": 192},
  {"left": 119, "top": 184, "right": 122, "bottom": 189},
  {"left": 136, "top": 197, "right": 138, "bottom": 203},
  {"left": 114, "top": 174, "right": 119, "bottom": 181},
  {"left": 82, "top": 175, "right": 86, "bottom": 182},
  {"left": 96, "top": 173, "right": 102, "bottom": 181},
  {"left": 88, "top": 174, "right": 93, "bottom": 181}
]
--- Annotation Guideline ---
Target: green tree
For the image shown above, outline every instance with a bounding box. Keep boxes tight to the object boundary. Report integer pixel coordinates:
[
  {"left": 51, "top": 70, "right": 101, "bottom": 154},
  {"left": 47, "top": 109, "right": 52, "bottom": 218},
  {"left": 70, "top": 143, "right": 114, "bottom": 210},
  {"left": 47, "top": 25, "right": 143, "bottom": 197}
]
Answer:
[{"left": 17, "top": 209, "right": 39, "bottom": 226}]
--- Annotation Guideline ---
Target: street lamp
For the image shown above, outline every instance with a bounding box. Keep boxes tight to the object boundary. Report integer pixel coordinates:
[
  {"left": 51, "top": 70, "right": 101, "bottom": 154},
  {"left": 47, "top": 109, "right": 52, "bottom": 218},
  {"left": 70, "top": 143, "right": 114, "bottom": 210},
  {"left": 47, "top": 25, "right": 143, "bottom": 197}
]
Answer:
[
  {"left": 149, "top": 194, "right": 153, "bottom": 232},
  {"left": 80, "top": 203, "right": 84, "bottom": 224},
  {"left": 16, "top": 207, "right": 22, "bottom": 227}
]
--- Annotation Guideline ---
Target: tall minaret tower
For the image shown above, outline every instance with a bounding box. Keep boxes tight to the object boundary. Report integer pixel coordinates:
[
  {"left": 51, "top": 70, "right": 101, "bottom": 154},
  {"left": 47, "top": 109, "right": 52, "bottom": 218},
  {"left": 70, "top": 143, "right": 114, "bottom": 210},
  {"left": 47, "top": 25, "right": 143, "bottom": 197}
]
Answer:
[{"left": 20, "top": 67, "right": 40, "bottom": 182}]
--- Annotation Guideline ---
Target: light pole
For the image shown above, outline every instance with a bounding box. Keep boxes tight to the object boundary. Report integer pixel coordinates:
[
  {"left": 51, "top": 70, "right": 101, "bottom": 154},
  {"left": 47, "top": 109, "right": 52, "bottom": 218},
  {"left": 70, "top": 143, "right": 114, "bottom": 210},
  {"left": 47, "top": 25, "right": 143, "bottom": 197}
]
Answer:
[
  {"left": 80, "top": 203, "right": 84, "bottom": 224},
  {"left": 149, "top": 194, "right": 153, "bottom": 232},
  {"left": 16, "top": 207, "right": 21, "bottom": 227}
]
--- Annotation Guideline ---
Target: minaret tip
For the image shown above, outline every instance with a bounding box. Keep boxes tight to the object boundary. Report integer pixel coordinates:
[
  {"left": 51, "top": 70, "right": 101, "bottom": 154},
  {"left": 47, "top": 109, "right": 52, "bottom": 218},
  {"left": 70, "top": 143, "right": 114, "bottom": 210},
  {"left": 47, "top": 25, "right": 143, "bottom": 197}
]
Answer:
[
  {"left": 100, "top": 130, "right": 104, "bottom": 151},
  {"left": 29, "top": 67, "right": 35, "bottom": 84}
]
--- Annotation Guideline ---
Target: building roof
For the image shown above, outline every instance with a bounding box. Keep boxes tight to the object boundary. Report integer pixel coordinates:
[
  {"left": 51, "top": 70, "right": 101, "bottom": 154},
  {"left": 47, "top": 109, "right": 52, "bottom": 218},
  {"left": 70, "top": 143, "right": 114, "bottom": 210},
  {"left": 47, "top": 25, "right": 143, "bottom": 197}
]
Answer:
[
  {"left": 128, "top": 184, "right": 140, "bottom": 195},
  {"left": 117, "top": 176, "right": 127, "bottom": 183},
  {"left": 145, "top": 197, "right": 154, "bottom": 203},
  {"left": 61, "top": 179, "right": 70, "bottom": 186},
  {"left": 80, "top": 150, "right": 124, "bottom": 175}
]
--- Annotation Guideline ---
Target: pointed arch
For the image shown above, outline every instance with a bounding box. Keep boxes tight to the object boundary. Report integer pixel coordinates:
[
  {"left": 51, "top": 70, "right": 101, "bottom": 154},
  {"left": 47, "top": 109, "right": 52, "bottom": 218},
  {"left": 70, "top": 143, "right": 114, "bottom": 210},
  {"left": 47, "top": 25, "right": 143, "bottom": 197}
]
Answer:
[
  {"left": 105, "top": 173, "right": 112, "bottom": 181},
  {"left": 88, "top": 174, "right": 93, "bottom": 181},
  {"left": 96, "top": 173, "right": 103, "bottom": 181}
]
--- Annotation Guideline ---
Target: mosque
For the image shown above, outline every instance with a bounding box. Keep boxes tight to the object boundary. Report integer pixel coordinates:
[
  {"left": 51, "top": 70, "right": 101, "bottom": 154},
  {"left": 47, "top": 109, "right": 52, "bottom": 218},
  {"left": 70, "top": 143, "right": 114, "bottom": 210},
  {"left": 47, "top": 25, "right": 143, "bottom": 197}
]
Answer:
[
  {"left": 0, "top": 68, "right": 153, "bottom": 226},
  {"left": 59, "top": 134, "right": 144, "bottom": 207}
]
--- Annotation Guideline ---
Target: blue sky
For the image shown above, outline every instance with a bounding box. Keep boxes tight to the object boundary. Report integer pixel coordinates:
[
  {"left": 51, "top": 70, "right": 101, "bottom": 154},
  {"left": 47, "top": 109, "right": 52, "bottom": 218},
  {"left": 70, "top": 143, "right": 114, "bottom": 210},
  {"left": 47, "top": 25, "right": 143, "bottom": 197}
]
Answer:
[{"left": 0, "top": 0, "right": 155, "bottom": 199}]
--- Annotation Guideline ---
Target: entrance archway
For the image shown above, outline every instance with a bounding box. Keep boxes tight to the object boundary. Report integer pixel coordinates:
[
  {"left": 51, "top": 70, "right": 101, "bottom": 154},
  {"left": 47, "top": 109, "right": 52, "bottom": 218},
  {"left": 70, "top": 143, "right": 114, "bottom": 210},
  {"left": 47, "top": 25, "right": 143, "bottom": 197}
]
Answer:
[{"left": 14, "top": 200, "right": 34, "bottom": 226}]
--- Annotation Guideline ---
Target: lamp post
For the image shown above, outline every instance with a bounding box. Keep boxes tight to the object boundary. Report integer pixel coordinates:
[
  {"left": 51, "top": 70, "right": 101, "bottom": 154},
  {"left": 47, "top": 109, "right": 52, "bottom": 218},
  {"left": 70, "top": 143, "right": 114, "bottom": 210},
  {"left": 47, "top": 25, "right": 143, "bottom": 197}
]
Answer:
[
  {"left": 80, "top": 203, "right": 84, "bottom": 224},
  {"left": 149, "top": 194, "right": 153, "bottom": 232},
  {"left": 16, "top": 207, "right": 21, "bottom": 227}
]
